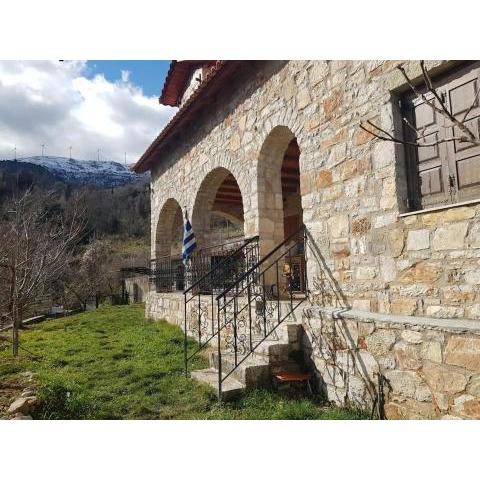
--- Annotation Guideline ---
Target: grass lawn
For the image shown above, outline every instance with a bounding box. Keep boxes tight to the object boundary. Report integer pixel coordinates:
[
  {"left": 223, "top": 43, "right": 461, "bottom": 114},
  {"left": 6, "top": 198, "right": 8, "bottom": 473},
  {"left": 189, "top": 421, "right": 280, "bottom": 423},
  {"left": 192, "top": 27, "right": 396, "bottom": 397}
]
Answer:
[{"left": 0, "top": 305, "right": 371, "bottom": 420}]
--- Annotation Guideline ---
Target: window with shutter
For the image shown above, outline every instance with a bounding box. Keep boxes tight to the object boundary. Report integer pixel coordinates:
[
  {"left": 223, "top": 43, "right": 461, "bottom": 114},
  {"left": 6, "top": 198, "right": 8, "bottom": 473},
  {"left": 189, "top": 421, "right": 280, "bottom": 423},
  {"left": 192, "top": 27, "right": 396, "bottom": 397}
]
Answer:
[{"left": 402, "top": 62, "right": 480, "bottom": 210}]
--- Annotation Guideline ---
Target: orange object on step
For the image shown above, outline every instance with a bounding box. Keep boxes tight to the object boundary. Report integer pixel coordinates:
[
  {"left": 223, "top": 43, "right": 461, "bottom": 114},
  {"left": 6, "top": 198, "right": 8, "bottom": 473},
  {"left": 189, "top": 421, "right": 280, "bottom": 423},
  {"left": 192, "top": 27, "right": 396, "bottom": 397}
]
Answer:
[{"left": 273, "top": 372, "right": 312, "bottom": 383}]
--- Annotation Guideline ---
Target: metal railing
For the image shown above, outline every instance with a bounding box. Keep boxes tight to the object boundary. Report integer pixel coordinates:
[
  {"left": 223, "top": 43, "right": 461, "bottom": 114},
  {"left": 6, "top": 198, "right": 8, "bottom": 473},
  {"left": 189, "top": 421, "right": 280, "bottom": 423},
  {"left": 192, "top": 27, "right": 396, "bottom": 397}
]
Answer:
[
  {"left": 183, "top": 236, "right": 260, "bottom": 375},
  {"left": 215, "top": 226, "right": 308, "bottom": 400},
  {"left": 149, "top": 256, "right": 185, "bottom": 292}
]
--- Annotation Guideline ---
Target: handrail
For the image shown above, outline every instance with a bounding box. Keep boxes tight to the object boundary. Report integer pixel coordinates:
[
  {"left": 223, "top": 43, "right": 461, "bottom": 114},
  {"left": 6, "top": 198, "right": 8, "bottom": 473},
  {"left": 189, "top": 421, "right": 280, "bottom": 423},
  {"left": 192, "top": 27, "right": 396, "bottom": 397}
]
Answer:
[
  {"left": 215, "top": 225, "right": 308, "bottom": 401},
  {"left": 184, "top": 235, "right": 259, "bottom": 295},
  {"left": 216, "top": 225, "right": 305, "bottom": 300}
]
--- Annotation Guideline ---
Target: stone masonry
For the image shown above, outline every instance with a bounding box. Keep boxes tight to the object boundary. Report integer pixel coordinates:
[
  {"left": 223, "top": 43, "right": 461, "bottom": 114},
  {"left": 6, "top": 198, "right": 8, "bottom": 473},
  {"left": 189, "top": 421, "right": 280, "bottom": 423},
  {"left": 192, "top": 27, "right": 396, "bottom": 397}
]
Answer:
[
  {"left": 144, "top": 60, "right": 480, "bottom": 418},
  {"left": 302, "top": 305, "right": 480, "bottom": 419},
  {"left": 149, "top": 60, "right": 480, "bottom": 320}
]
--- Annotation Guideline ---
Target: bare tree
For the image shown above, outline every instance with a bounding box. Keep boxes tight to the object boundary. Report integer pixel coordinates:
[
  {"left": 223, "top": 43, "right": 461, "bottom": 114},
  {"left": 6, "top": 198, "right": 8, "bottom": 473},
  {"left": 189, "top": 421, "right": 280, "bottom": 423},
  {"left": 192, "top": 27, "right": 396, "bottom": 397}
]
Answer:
[
  {"left": 0, "top": 190, "right": 85, "bottom": 355},
  {"left": 360, "top": 60, "right": 480, "bottom": 148},
  {"left": 62, "top": 239, "right": 119, "bottom": 310}
]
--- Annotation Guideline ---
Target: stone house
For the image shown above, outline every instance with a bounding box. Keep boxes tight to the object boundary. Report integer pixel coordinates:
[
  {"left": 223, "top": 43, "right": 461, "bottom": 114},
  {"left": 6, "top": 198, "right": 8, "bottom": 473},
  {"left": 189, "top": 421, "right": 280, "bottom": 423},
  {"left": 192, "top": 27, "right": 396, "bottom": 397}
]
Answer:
[{"left": 134, "top": 60, "right": 480, "bottom": 419}]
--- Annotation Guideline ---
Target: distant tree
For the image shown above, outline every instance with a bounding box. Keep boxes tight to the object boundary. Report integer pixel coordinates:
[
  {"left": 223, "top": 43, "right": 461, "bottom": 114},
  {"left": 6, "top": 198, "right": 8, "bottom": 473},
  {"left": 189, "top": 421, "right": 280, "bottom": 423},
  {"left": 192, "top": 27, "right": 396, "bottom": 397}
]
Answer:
[
  {"left": 0, "top": 190, "right": 85, "bottom": 355},
  {"left": 63, "top": 239, "right": 119, "bottom": 310}
]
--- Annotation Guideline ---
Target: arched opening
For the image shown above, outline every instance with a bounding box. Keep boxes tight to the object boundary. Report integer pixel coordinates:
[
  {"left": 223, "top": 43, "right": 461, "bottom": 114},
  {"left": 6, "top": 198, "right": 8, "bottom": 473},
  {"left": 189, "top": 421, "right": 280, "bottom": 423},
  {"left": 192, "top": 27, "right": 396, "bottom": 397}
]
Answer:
[
  {"left": 191, "top": 167, "right": 246, "bottom": 291},
  {"left": 257, "top": 126, "right": 305, "bottom": 293},
  {"left": 155, "top": 198, "right": 183, "bottom": 258},
  {"left": 154, "top": 198, "right": 184, "bottom": 291},
  {"left": 281, "top": 138, "right": 305, "bottom": 292},
  {"left": 192, "top": 167, "right": 245, "bottom": 248}
]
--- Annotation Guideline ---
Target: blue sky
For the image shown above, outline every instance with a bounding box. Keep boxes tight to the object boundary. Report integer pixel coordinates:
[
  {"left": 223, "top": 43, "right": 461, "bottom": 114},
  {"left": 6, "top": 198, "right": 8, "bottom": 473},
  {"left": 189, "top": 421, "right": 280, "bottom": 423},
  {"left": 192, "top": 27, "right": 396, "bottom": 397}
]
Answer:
[
  {"left": 0, "top": 60, "right": 176, "bottom": 163},
  {"left": 86, "top": 60, "right": 171, "bottom": 97}
]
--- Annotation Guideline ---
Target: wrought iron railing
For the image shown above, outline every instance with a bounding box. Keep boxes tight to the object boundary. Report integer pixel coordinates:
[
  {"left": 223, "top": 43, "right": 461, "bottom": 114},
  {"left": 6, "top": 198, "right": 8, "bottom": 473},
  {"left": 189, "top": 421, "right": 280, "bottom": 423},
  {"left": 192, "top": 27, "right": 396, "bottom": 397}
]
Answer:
[
  {"left": 149, "top": 256, "right": 185, "bottom": 292},
  {"left": 183, "top": 236, "right": 260, "bottom": 375},
  {"left": 214, "top": 226, "right": 308, "bottom": 400}
]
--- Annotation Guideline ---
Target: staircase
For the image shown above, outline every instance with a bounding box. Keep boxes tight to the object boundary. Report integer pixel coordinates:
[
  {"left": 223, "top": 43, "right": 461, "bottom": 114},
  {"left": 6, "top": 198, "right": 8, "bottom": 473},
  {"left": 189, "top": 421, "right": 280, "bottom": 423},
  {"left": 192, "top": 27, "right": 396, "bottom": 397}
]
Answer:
[
  {"left": 191, "top": 320, "right": 304, "bottom": 399},
  {"left": 186, "top": 226, "right": 309, "bottom": 401}
]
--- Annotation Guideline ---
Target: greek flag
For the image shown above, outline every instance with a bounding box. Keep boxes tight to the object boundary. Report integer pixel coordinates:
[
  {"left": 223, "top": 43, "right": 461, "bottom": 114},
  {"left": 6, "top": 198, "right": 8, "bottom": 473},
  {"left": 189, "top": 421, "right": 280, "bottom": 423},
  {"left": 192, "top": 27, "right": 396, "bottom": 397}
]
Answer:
[{"left": 182, "top": 210, "right": 197, "bottom": 265}]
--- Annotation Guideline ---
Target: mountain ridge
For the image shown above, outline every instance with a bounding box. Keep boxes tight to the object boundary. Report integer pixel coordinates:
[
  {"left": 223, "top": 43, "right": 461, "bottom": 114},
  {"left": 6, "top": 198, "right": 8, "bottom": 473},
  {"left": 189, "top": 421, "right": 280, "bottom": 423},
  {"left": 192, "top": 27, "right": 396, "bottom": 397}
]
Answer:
[{"left": 0, "top": 156, "right": 146, "bottom": 187}]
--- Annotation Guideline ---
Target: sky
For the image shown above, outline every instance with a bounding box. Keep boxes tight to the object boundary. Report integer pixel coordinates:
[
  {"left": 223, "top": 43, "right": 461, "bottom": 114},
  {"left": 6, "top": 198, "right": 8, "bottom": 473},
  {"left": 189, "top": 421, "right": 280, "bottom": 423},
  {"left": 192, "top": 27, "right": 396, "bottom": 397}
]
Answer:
[{"left": 0, "top": 60, "right": 175, "bottom": 164}]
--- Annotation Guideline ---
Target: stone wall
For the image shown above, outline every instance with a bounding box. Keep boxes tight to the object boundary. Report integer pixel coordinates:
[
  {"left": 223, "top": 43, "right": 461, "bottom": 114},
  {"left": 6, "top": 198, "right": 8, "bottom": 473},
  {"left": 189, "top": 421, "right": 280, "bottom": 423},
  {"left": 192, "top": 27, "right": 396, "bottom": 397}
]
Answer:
[
  {"left": 302, "top": 305, "right": 480, "bottom": 419},
  {"left": 149, "top": 59, "right": 480, "bottom": 320},
  {"left": 146, "top": 292, "right": 184, "bottom": 326},
  {"left": 124, "top": 275, "right": 150, "bottom": 304}
]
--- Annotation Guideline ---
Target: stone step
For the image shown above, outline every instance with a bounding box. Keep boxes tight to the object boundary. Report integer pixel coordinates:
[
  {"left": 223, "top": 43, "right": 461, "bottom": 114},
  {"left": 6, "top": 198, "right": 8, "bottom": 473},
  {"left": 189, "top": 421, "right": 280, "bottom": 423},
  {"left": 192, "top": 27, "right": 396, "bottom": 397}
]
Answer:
[
  {"left": 209, "top": 352, "right": 271, "bottom": 387},
  {"left": 190, "top": 368, "right": 245, "bottom": 400}
]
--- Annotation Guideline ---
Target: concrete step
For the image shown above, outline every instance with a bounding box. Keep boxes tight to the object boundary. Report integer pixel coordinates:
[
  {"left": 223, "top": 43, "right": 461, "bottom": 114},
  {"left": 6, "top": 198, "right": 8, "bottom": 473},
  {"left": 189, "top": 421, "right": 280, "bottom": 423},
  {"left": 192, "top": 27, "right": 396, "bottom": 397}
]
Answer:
[{"left": 190, "top": 368, "right": 245, "bottom": 400}]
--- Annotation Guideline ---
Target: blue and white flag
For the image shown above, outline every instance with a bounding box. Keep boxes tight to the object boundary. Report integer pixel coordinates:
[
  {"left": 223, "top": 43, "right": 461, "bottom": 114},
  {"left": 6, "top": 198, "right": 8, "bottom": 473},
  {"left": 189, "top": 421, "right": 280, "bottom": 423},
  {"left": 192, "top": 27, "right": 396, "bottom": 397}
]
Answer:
[{"left": 182, "top": 210, "right": 197, "bottom": 265}]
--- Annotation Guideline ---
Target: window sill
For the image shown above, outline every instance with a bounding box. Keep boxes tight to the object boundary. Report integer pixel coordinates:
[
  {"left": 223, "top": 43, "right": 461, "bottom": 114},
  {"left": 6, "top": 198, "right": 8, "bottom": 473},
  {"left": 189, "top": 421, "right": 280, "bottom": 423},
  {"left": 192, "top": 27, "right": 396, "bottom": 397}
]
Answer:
[{"left": 399, "top": 198, "right": 480, "bottom": 218}]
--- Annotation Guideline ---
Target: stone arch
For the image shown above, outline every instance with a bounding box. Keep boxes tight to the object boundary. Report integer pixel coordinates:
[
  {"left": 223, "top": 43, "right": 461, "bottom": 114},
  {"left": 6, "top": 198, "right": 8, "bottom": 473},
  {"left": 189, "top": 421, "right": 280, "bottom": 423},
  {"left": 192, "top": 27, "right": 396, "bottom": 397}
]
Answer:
[
  {"left": 256, "top": 125, "right": 300, "bottom": 255},
  {"left": 191, "top": 167, "right": 245, "bottom": 247},
  {"left": 155, "top": 198, "right": 183, "bottom": 258}
]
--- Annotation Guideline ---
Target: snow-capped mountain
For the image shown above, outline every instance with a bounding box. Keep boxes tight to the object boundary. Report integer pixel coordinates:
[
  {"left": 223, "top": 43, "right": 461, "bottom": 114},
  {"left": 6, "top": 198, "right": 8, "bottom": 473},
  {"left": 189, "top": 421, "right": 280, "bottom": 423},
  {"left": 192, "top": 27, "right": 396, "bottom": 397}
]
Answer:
[{"left": 7, "top": 156, "right": 147, "bottom": 187}]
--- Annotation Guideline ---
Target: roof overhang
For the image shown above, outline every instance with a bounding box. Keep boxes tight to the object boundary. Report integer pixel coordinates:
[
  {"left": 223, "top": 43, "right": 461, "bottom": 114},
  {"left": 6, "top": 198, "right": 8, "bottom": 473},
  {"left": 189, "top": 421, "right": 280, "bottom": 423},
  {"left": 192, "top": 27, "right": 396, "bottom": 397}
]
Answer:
[
  {"left": 134, "top": 60, "right": 245, "bottom": 174},
  {"left": 160, "top": 60, "right": 217, "bottom": 107}
]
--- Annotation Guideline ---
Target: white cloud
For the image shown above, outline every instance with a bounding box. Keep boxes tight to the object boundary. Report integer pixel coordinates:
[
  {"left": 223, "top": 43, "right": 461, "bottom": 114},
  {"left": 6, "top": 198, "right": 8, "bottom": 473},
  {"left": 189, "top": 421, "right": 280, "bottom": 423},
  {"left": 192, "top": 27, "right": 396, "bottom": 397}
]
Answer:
[
  {"left": 0, "top": 61, "right": 176, "bottom": 164},
  {"left": 121, "top": 70, "right": 130, "bottom": 83}
]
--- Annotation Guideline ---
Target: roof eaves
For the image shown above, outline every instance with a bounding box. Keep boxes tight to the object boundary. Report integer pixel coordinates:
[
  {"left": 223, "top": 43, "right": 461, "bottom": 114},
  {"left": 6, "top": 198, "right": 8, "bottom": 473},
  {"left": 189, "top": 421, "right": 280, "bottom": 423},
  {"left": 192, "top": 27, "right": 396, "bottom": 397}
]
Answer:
[{"left": 133, "top": 60, "right": 232, "bottom": 173}]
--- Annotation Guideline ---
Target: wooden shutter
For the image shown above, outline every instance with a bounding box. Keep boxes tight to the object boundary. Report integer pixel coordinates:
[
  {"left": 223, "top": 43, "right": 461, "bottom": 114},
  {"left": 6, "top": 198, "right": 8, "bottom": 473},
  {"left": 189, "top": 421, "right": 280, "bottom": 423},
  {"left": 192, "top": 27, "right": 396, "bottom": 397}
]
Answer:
[
  {"left": 443, "top": 63, "right": 480, "bottom": 202},
  {"left": 403, "top": 94, "right": 451, "bottom": 209},
  {"left": 404, "top": 62, "right": 480, "bottom": 209}
]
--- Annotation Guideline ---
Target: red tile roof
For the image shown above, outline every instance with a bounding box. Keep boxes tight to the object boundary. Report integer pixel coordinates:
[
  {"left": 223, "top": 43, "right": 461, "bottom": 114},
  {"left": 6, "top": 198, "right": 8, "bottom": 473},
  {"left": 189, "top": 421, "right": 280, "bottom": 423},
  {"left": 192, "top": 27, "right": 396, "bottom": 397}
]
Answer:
[
  {"left": 160, "top": 60, "right": 216, "bottom": 107},
  {"left": 134, "top": 60, "right": 244, "bottom": 173}
]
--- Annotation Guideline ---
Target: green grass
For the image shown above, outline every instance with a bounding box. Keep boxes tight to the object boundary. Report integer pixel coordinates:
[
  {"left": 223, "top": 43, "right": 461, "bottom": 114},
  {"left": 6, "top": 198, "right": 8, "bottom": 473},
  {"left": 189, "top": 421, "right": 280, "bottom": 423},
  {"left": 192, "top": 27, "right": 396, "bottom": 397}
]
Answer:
[{"left": 0, "top": 305, "right": 371, "bottom": 420}]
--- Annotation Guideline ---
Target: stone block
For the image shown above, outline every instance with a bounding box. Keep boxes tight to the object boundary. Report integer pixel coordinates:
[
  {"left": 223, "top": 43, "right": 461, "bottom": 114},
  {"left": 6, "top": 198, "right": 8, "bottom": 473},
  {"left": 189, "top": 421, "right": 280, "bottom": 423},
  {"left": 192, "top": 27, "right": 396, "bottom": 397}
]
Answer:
[
  {"left": 390, "top": 298, "right": 418, "bottom": 315},
  {"left": 387, "top": 227, "right": 405, "bottom": 257},
  {"left": 309, "top": 61, "right": 329, "bottom": 86},
  {"left": 323, "top": 89, "right": 343, "bottom": 121},
  {"left": 354, "top": 124, "right": 374, "bottom": 145},
  {"left": 419, "top": 341, "right": 443, "bottom": 364},
  {"left": 384, "top": 400, "right": 436, "bottom": 420},
  {"left": 442, "top": 207, "right": 476, "bottom": 222},
  {"left": 406, "top": 229, "right": 430, "bottom": 251},
  {"left": 394, "top": 341, "right": 422, "bottom": 371},
  {"left": 379, "top": 256, "right": 396, "bottom": 282},
  {"left": 316, "top": 169, "right": 333, "bottom": 188},
  {"left": 352, "top": 299, "right": 371, "bottom": 312},
  {"left": 354, "top": 350, "right": 379, "bottom": 379},
  {"left": 467, "top": 374, "right": 480, "bottom": 396},
  {"left": 351, "top": 217, "right": 371, "bottom": 236},
  {"left": 444, "top": 335, "right": 480, "bottom": 372},
  {"left": 432, "top": 222, "right": 468, "bottom": 251},
  {"left": 426, "top": 305, "right": 464, "bottom": 318},
  {"left": 452, "top": 394, "right": 475, "bottom": 417},
  {"left": 384, "top": 370, "right": 424, "bottom": 399},
  {"left": 464, "top": 270, "right": 480, "bottom": 285},
  {"left": 296, "top": 87, "right": 311, "bottom": 110},
  {"left": 366, "top": 329, "right": 396, "bottom": 356},
  {"left": 422, "top": 361, "right": 469, "bottom": 395},
  {"left": 355, "top": 266, "right": 377, "bottom": 280},
  {"left": 401, "top": 330, "right": 423, "bottom": 344},
  {"left": 379, "top": 177, "right": 396, "bottom": 210},
  {"left": 328, "top": 214, "right": 349, "bottom": 239},
  {"left": 422, "top": 212, "right": 442, "bottom": 226},
  {"left": 347, "top": 376, "right": 371, "bottom": 409},
  {"left": 441, "top": 285, "right": 475, "bottom": 303},
  {"left": 397, "top": 261, "right": 440, "bottom": 284},
  {"left": 357, "top": 321, "right": 375, "bottom": 337},
  {"left": 433, "top": 392, "right": 450, "bottom": 412},
  {"left": 465, "top": 304, "right": 480, "bottom": 319},
  {"left": 462, "top": 398, "right": 480, "bottom": 419}
]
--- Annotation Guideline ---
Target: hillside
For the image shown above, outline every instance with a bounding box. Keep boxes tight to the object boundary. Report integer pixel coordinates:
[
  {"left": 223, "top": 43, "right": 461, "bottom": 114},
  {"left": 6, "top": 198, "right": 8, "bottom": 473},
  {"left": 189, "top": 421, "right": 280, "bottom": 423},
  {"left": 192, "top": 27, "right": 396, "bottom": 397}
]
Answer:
[
  {"left": 1, "top": 156, "right": 148, "bottom": 188},
  {"left": 0, "top": 159, "right": 151, "bottom": 240}
]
